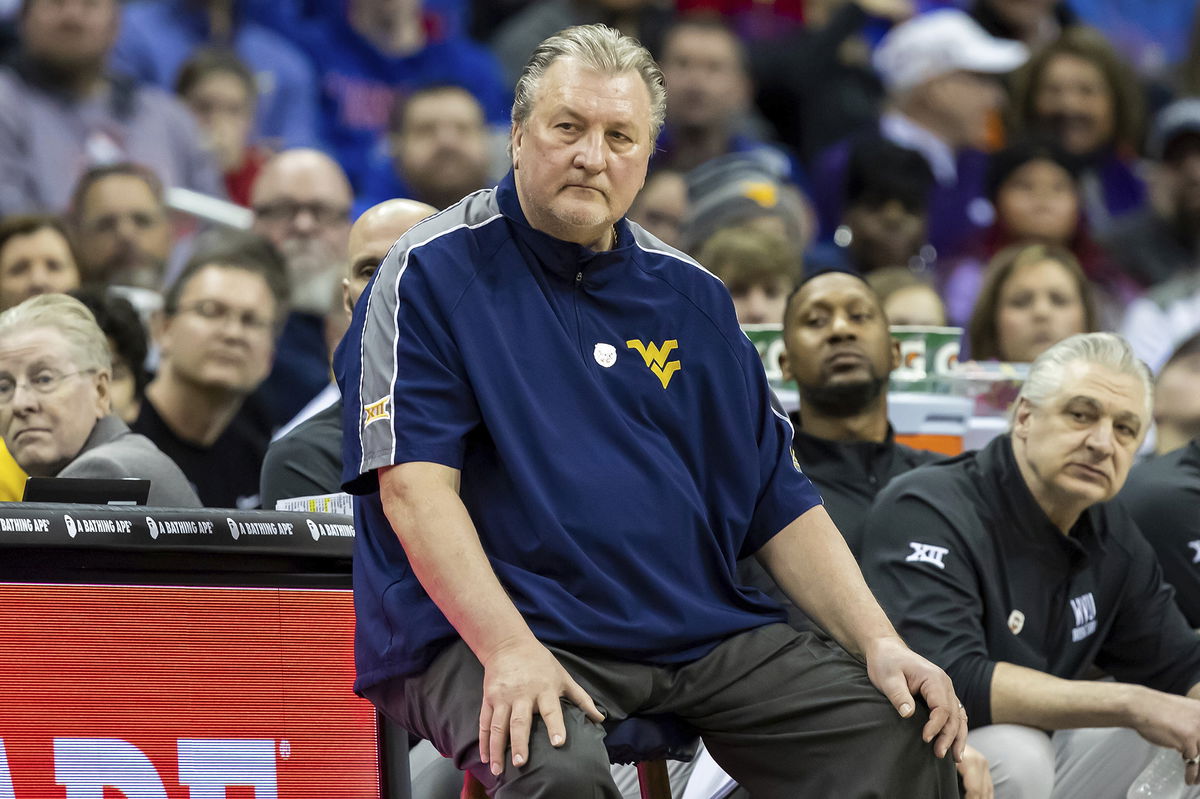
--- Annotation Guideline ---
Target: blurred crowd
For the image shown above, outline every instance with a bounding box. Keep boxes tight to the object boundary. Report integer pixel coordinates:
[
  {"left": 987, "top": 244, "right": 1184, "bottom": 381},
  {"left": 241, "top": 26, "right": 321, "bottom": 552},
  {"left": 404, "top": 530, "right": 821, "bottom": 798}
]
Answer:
[{"left": 0, "top": 0, "right": 1198, "bottom": 511}]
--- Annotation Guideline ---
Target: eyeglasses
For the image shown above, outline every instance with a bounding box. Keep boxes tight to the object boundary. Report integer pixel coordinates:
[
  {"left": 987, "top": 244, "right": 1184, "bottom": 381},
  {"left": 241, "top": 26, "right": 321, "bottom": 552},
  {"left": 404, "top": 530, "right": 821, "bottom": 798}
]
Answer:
[
  {"left": 0, "top": 369, "right": 95, "bottom": 404},
  {"left": 253, "top": 201, "right": 349, "bottom": 226},
  {"left": 176, "top": 299, "right": 274, "bottom": 332}
]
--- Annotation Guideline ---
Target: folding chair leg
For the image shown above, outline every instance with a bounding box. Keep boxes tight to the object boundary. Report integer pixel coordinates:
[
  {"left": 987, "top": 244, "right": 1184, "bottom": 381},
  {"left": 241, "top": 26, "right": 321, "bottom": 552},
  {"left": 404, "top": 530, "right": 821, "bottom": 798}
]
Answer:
[{"left": 636, "top": 759, "right": 672, "bottom": 799}]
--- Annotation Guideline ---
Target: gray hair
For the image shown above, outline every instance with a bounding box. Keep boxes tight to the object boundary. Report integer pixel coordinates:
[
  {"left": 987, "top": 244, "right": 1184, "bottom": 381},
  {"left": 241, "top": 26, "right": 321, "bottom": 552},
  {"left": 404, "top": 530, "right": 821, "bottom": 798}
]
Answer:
[
  {"left": 1014, "top": 332, "right": 1153, "bottom": 424},
  {"left": 511, "top": 24, "right": 667, "bottom": 147},
  {"left": 0, "top": 293, "right": 111, "bottom": 375}
]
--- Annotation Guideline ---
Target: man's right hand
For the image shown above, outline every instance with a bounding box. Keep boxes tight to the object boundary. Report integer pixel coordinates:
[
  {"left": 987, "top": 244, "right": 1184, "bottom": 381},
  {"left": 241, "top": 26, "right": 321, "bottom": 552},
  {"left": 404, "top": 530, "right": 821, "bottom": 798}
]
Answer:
[
  {"left": 478, "top": 637, "right": 605, "bottom": 776},
  {"left": 1129, "top": 688, "right": 1200, "bottom": 785}
]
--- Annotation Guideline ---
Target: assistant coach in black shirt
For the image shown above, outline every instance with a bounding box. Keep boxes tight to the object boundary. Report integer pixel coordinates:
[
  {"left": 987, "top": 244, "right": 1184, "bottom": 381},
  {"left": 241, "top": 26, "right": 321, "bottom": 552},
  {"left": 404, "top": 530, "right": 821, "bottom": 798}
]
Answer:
[
  {"left": 781, "top": 271, "right": 942, "bottom": 550},
  {"left": 1120, "top": 438, "right": 1200, "bottom": 627},
  {"left": 740, "top": 271, "right": 942, "bottom": 628},
  {"left": 862, "top": 333, "right": 1200, "bottom": 799},
  {"left": 732, "top": 271, "right": 994, "bottom": 797}
]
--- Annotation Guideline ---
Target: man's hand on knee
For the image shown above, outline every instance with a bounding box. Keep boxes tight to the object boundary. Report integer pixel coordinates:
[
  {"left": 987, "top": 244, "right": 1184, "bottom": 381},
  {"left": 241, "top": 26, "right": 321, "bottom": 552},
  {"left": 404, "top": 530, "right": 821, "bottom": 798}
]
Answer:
[
  {"left": 478, "top": 637, "right": 605, "bottom": 776},
  {"left": 864, "top": 635, "right": 968, "bottom": 763}
]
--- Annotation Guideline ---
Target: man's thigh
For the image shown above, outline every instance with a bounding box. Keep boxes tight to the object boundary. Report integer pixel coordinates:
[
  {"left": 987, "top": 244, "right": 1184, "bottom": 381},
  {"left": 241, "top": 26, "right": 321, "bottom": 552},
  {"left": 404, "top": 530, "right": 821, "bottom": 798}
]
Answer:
[
  {"left": 363, "top": 640, "right": 622, "bottom": 798},
  {"left": 656, "top": 624, "right": 959, "bottom": 799},
  {"left": 969, "top": 724, "right": 1056, "bottom": 799}
]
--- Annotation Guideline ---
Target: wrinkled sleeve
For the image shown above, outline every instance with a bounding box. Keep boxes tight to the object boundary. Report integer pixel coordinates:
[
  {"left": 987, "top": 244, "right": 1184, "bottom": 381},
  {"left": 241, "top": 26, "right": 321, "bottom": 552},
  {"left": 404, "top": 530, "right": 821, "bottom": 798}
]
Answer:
[
  {"left": 340, "top": 246, "right": 481, "bottom": 492},
  {"left": 737, "top": 332, "right": 823, "bottom": 559},
  {"left": 860, "top": 492, "right": 998, "bottom": 724}
]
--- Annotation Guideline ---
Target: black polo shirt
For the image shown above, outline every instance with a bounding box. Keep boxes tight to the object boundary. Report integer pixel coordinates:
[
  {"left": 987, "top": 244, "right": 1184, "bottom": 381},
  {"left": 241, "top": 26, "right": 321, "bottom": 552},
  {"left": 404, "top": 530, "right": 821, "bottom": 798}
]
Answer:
[
  {"left": 787, "top": 420, "right": 943, "bottom": 555},
  {"left": 1120, "top": 439, "right": 1200, "bottom": 626},
  {"left": 860, "top": 434, "right": 1200, "bottom": 727},
  {"left": 737, "top": 417, "right": 941, "bottom": 631}
]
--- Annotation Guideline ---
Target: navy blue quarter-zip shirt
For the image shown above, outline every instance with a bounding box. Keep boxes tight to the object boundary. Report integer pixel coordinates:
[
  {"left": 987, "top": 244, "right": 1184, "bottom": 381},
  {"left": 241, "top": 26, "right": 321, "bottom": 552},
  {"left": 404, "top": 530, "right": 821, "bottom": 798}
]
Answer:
[{"left": 335, "top": 172, "right": 821, "bottom": 691}]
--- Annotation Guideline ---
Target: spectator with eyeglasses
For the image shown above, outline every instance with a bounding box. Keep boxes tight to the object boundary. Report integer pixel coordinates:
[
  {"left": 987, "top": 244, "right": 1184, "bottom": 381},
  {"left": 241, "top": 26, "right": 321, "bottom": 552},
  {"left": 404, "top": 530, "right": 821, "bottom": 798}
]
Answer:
[
  {"left": 0, "top": 293, "right": 198, "bottom": 506},
  {"left": 250, "top": 148, "right": 353, "bottom": 432},
  {"left": 132, "top": 234, "right": 288, "bottom": 508}
]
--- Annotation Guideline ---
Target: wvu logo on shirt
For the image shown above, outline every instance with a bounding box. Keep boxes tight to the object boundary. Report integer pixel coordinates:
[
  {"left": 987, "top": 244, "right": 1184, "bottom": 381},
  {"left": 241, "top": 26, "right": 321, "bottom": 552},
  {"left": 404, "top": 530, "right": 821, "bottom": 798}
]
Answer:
[
  {"left": 626, "top": 339, "right": 681, "bottom": 389},
  {"left": 1069, "top": 591, "right": 1097, "bottom": 642}
]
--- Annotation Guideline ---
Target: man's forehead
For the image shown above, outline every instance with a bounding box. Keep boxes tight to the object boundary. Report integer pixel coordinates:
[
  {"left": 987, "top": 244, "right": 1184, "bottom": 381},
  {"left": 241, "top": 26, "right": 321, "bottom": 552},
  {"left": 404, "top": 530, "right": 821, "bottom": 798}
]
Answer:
[
  {"left": 409, "top": 89, "right": 483, "bottom": 122},
  {"left": 1053, "top": 361, "right": 1147, "bottom": 418},
  {"left": 665, "top": 25, "right": 741, "bottom": 61},
  {"left": 181, "top": 265, "right": 267, "bottom": 300},
  {"left": 253, "top": 156, "right": 352, "bottom": 206},
  {"left": 0, "top": 327, "right": 71, "bottom": 364},
  {"left": 535, "top": 59, "right": 649, "bottom": 116},
  {"left": 84, "top": 176, "right": 159, "bottom": 212},
  {"left": 793, "top": 273, "right": 878, "bottom": 312}
]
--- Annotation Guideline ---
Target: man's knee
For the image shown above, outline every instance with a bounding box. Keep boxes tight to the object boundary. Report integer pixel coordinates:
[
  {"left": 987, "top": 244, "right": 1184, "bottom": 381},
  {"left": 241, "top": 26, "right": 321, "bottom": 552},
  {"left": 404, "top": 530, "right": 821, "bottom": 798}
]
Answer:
[
  {"left": 969, "top": 724, "right": 1056, "bottom": 799},
  {"left": 488, "top": 710, "right": 619, "bottom": 798}
]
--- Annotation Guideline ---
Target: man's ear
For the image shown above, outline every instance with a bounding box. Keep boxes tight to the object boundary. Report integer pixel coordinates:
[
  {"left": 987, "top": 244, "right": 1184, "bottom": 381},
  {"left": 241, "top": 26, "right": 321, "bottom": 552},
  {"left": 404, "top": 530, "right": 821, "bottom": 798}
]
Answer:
[
  {"left": 1012, "top": 397, "right": 1034, "bottom": 439},
  {"left": 890, "top": 338, "right": 901, "bottom": 371},
  {"left": 342, "top": 277, "right": 353, "bottom": 316},
  {"left": 778, "top": 349, "right": 792, "bottom": 382},
  {"left": 92, "top": 370, "right": 111, "bottom": 418},
  {"left": 510, "top": 121, "right": 523, "bottom": 169}
]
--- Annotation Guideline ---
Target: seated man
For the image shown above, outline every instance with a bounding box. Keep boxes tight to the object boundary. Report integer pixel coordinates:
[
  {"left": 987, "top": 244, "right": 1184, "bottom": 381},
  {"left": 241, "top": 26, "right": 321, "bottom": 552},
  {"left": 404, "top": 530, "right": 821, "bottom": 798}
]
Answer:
[
  {"left": 134, "top": 234, "right": 288, "bottom": 508},
  {"left": 861, "top": 332, "right": 1200, "bottom": 799},
  {"left": 717, "top": 270, "right": 988, "bottom": 797},
  {"left": 337, "top": 24, "right": 965, "bottom": 798},
  {"left": 0, "top": 293, "right": 198, "bottom": 507},
  {"left": 260, "top": 198, "right": 435, "bottom": 508},
  {"left": 739, "top": 270, "right": 944, "bottom": 627},
  {"left": 1120, "top": 338, "right": 1200, "bottom": 623}
]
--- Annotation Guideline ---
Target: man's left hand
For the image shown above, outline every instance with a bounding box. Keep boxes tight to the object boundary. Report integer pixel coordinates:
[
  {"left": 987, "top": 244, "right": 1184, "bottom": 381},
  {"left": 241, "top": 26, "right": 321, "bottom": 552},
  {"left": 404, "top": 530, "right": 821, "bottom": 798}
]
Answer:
[{"left": 864, "top": 635, "right": 967, "bottom": 762}]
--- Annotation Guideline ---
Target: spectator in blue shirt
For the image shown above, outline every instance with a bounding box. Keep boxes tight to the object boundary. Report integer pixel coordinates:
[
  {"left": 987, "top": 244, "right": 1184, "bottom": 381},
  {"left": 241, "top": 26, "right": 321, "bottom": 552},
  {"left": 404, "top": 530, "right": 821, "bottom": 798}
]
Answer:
[
  {"left": 296, "top": 0, "right": 509, "bottom": 192},
  {"left": 111, "top": 0, "right": 320, "bottom": 150},
  {"left": 357, "top": 84, "right": 493, "bottom": 213}
]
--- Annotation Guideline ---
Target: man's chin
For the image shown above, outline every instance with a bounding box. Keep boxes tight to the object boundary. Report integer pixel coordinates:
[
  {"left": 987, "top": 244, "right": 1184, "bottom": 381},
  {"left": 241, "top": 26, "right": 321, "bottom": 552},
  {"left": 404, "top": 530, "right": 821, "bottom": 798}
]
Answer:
[{"left": 801, "top": 376, "right": 886, "bottom": 418}]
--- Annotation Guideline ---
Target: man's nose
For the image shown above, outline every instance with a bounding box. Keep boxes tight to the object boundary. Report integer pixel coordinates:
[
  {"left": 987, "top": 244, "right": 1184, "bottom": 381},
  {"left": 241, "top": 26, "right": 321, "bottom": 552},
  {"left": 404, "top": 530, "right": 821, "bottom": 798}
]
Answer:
[
  {"left": 828, "top": 311, "right": 856, "bottom": 338},
  {"left": 573, "top": 130, "right": 607, "bottom": 173},
  {"left": 291, "top": 207, "right": 319, "bottom": 234},
  {"left": 1086, "top": 419, "right": 1116, "bottom": 456},
  {"left": 10, "top": 380, "right": 39, "bottom": 413}
]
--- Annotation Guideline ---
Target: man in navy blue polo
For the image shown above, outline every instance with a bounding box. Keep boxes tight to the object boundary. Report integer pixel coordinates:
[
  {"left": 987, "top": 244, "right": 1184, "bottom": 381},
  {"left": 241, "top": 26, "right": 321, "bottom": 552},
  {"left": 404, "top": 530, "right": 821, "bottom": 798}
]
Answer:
[{"left": 335, "top": 23, "right": 965, "bottom": 798}]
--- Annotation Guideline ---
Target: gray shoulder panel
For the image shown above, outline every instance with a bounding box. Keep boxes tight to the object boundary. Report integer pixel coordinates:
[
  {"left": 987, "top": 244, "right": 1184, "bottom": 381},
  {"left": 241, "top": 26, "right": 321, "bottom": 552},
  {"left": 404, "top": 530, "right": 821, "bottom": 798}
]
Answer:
[{"left": 355, "top": 188, "right": 504, "bottom": 474}]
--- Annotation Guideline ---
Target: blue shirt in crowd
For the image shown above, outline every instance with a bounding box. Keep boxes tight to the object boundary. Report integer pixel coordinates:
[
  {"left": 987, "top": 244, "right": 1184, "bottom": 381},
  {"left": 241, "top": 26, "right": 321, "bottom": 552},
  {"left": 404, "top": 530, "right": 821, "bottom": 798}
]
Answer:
[
  {"left": 297, "top": 14, "right": 510, "bottom": 191},
  {"left": 111, "top": 0, "right": 321, "bottom": 149}
]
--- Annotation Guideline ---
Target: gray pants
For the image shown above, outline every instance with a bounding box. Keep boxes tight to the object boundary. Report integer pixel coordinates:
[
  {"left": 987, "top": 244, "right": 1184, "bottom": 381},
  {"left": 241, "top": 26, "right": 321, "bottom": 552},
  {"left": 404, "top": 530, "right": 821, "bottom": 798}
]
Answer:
[
  {"left": 969, "top": 724, "right": 1200, "bottom": 799},
  {"left": 365, "top": 623, "right": 958, "bottom": 799}
]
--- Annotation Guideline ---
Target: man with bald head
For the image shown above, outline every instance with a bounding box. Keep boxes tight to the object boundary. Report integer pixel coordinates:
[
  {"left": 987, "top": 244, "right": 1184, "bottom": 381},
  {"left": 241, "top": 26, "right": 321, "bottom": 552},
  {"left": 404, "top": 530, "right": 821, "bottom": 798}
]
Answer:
[
  {"left": 250, "top": 148, "right": 355, "bottom": 429},
  {"left": 260, "top": 198, "right": 435, "bottom": 508}
]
